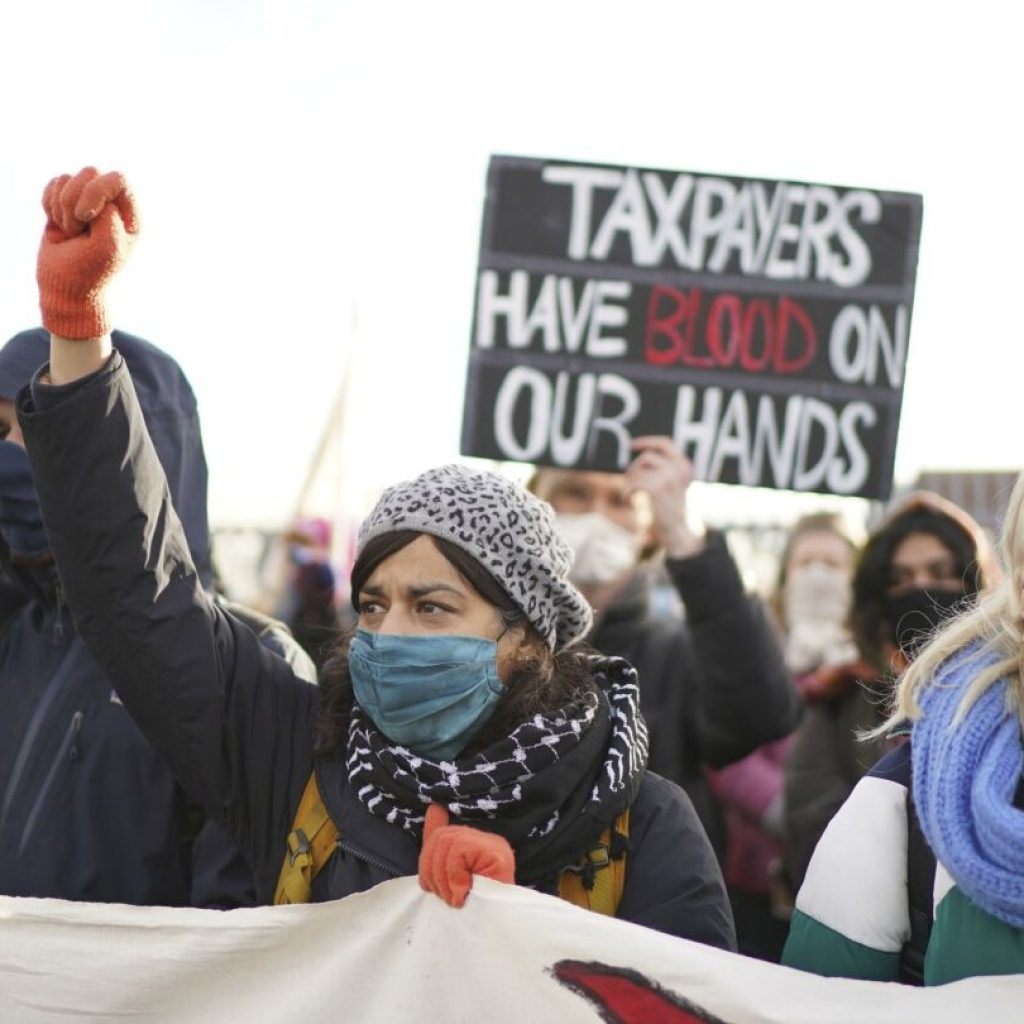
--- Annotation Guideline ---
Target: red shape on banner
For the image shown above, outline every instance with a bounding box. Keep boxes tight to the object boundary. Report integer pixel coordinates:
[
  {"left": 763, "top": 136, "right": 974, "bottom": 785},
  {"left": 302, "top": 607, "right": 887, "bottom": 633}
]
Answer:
[{"left": 552, "top": 960, "right": 732, "bottom": 1024}]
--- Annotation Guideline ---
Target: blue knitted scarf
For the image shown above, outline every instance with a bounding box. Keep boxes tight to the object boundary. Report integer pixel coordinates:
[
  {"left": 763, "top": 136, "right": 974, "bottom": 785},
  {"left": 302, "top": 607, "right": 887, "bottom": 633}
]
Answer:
[{"left": 912, "top": 645, "right": 1024, "bottom": 928}]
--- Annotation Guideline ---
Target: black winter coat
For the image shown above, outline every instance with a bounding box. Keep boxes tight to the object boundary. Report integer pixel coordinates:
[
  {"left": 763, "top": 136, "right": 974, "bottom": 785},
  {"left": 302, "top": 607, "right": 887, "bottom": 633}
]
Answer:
[
  {"left": 0, "top": 330, "right": 266, "bottom": 906},
  {"left": 590, "top": 545, "right": 800, "bottom": 852},
  {"left": 18, "top": 353, "right": 735, "bottom": 951}
]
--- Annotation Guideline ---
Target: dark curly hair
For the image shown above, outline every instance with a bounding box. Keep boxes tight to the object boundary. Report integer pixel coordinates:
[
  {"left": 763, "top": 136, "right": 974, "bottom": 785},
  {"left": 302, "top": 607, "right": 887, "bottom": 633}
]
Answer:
[
  {"left": 314, "top": 530, "right": 598, "bottom": 756},
  {"left": 852, "top": 506, "right": 984, "bottom": 670}
]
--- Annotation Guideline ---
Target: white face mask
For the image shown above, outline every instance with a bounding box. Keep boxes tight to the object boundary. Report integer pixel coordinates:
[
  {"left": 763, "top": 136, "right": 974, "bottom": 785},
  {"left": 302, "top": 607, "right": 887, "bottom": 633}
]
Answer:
[
  {"left": 784, "top": 563, "right": 851, "bottom": 627},
  {"left": 783, "top": 562, "right": 857, "bottom": 673},
  {"left": 554, "top": 512, "right": 638, "bottom": 587}
]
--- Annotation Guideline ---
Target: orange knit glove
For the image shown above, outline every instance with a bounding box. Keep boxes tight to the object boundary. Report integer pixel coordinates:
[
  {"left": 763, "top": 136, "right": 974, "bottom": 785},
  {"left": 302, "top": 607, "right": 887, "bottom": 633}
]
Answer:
[
  {"left": 418, "top": 804, "right": 515, "bottom": 908},
  {"left": 36, "top": 166, "right": 139, "bottom": 340}
]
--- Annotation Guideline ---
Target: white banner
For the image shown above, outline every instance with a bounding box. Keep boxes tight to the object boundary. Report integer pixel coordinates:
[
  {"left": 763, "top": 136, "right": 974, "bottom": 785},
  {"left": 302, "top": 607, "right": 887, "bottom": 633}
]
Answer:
[{"left": 1, "top": 878, "right": 1020, "bottom": 1023}]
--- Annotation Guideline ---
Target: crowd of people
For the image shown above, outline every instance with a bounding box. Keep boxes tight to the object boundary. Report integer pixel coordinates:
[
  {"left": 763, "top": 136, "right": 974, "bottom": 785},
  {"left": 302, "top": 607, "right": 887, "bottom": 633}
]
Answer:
[{"left": 1, "top": 166, "right": 1022, "bottom": 990}]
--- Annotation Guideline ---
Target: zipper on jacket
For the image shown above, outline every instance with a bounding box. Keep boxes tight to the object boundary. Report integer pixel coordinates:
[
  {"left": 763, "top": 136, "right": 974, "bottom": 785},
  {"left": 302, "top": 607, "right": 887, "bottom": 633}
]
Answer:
[
  {"left": 52, "top": 579, "right": 65, "bottom": 646},
  {"left": 335, "top": 839, "right": 402, "bottom": 880},
  {"left": 0, "top": 639, "right": 82, "bottom": 837},
  {"left": 17, "top": 711, "right": 84, "bottom": 857}
]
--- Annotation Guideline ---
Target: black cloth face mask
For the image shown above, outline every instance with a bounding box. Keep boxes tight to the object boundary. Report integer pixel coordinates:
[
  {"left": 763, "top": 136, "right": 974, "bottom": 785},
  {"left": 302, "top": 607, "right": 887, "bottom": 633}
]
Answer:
[{"left": 883, "top": 587, "right": 965, "bottom": 660}]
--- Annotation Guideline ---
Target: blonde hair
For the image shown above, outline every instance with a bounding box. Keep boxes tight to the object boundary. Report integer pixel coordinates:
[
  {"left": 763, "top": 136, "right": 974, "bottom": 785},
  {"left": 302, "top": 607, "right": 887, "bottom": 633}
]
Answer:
[{"left": 884, "top": 472, "right": 1024, "bottom": 730}]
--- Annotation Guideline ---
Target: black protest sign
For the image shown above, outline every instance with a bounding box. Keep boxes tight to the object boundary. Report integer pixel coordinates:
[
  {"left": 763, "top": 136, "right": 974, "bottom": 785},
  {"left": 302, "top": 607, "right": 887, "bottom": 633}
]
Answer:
[{"left": 460, "top": 155, "right": 923, "bottom": 500}]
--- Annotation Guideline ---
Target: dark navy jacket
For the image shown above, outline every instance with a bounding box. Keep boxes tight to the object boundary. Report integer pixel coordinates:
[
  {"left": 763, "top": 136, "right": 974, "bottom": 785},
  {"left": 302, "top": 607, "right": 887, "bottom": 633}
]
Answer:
[
  {"left": 17, "top": 351, "right": 735, "bottom": 950},
  {"left": 0, "top": 329, "right": 303, "bottom": 907},
  {"left": 591, "top": 551, "right": 801, "bottom": 855}
]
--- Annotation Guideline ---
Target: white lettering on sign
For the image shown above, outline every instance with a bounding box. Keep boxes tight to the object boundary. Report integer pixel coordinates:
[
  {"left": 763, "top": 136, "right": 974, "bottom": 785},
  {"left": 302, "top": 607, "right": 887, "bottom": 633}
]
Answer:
[
  {"left": 492, "top": 369, "right": 640, "bottom": 467},
  {"left": 828, "top": 304, "right": 908, "bottom": 388},
  {"left": 476, "top": 271, "right": 631, "bottom": 356},
  {"left": 541, "top": 166, "right": 883, "bottom": 286},
  {"left": 672, "top": 385, "right": 876, "bottom": 494}
]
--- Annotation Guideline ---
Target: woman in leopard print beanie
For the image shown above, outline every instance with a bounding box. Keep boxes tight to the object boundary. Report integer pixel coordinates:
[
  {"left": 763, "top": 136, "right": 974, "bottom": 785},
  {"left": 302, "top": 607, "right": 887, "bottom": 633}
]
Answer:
[
  {"left": 19, "top": 167, "right": 734, "bottom": 954},
  {"left": 25, "top": 337, "right": 734, "bottom": 946},
  {"left": 301, "top": 463, "right": 728, "bottom": 948}
]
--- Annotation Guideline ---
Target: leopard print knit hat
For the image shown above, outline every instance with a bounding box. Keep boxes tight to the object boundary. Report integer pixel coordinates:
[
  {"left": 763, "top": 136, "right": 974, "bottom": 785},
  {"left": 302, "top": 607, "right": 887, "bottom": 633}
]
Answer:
[{"left": 357, "top": 464, "right": 593, "bottom": 650}]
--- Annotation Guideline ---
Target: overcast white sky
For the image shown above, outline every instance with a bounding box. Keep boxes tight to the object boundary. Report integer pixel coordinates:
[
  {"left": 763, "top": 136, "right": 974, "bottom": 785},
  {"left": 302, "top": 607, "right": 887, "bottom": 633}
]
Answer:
[{"left": 1, "top": 0, "right": 1020, "bottom": 531}]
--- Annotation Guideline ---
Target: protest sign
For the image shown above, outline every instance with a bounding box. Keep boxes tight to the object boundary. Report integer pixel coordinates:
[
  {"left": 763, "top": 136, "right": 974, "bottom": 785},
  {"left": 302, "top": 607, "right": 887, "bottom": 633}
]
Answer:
[
  {"left": 461, "top": 156, "right": 923, "bottom": 500},
  {"left": 1, "top": 879, "right": 1019, "bottom": 1023}
]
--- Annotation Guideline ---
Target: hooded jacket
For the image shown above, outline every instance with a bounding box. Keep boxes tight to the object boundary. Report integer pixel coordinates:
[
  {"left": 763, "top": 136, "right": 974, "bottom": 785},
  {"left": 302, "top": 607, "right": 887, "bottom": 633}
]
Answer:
[
  {"left": 782, "top": 492, "right": 998, "bottom": 891},
  {"left": 0, "top": 329, "right": 311, "bottom": 907},
  {"left": 15, "top": 351, "right": 736, "bottom": 950}
]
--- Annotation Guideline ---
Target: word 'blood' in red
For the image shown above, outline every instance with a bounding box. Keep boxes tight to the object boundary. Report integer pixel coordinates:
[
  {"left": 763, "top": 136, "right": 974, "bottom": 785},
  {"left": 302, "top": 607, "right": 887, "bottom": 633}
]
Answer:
[{"left": 644, "top": 286, "right": 817, "bottom": 375}]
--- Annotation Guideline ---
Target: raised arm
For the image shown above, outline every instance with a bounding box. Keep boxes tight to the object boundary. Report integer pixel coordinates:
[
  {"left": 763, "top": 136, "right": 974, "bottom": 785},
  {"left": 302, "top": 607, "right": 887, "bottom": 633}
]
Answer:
[
  {"left": 625, "top": 436, "right": 800, "bottom": 768},
  {"left": 18, "top": 168, "right": 316, "bottom": 900},
  {"left": 669, "top": 539, "right": 801, "bottom": 767}
]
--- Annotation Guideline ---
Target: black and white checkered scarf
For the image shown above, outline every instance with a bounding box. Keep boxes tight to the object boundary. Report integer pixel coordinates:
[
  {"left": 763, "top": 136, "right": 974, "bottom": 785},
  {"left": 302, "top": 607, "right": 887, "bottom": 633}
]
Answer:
[{"left": 345, "top": 656, "right": 648, "bottom": 881}]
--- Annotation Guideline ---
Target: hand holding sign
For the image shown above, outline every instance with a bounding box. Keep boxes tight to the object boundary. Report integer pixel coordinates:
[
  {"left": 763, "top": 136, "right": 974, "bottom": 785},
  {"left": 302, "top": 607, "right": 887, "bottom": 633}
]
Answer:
[{"left": 626, "top": 437, "right": 705, "bottom": 558}]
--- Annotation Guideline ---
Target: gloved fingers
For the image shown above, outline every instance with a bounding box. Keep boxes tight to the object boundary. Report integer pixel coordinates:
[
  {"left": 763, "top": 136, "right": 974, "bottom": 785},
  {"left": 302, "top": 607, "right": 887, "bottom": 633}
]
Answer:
[
  {"left": 41, "top": 175, "right": 75, "bottom": 243},
  {"left": 444, "top": 853, "right": 472, "bottom": 909},
  {"left": 418, "top": 831, "right": 439, "bottom": 894},
  {"left": 472, "top": 839, "right": 516, "bottom": 883},
  {"left": 88, "top": 202, "right": 133, "bottom": 253},
  {"left": 418, "top": 820, "right": 453, "bottom": 899},
  {"left": 41, "top": 174, "right": 71, "bottom": 223},
  {"left": 53, "top": 167, "right": 99, "bottom": 238},
  {"left": 423, "top": 803, "right": 450, "bottom": 842},
  {"left": 429, "top": 830, "right": 459, "bottom": 905},
  {"left": 76, "top": 171, "right": 139, "bottom": 234}
]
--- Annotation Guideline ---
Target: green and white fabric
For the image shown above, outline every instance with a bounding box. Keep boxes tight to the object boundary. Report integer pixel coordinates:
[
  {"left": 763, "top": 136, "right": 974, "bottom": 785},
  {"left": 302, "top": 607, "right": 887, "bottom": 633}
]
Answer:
[{"left": 783, "top": 744, "right": 1024, "bottom": 985}]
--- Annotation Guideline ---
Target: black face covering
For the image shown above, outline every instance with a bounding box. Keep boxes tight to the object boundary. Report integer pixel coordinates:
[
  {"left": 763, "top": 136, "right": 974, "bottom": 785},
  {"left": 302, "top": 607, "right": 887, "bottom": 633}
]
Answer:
[{"left": 883, "top": 587, "right": 965, "bottom": 660}]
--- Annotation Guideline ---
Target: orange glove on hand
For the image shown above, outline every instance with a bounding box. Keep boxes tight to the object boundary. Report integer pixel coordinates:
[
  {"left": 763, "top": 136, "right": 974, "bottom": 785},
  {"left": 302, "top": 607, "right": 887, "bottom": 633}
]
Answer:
[
  {"left": 36, "top": 166, "right": 139, "bottom": 340},
  {"left": 418, "top": 804, "right": 515, "bottom": 908}
]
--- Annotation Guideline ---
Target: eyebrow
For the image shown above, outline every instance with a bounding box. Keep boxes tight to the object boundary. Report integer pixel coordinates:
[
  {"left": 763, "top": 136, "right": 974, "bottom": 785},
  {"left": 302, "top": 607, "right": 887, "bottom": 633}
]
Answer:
[{"left": 358, "top": 583, "right": 465, "bottom": 599}]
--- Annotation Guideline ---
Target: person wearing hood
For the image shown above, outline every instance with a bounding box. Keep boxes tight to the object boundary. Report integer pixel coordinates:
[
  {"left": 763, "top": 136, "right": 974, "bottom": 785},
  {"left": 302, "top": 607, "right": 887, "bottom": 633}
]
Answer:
[
  {"left": 783, "top": 479, "right": 1023, "bottom": 985},
  {"left": 530, "top": 440, "right": 801, "bottom": 855},
  {"left": 782, "top": 491, "right": 998, "bottom": 893},
  {"left": 0, "top": 325, "right": 314, "bottom": 907},
  {"left": 10, "top": 167, "right": 735, "bottom": 948}
]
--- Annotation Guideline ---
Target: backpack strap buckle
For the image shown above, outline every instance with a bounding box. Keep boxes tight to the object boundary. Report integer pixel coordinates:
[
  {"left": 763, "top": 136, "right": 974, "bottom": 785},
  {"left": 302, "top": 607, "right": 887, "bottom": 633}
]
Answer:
[
  {"left": 286, "top": 828, "right": 313, "bottom": 867},
  {"left": 562, "top": 843, "right": 611, "bottom": 875}
]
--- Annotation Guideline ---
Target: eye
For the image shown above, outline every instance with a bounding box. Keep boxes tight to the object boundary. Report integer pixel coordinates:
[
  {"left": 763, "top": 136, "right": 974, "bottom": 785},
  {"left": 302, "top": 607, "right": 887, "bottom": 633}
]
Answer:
[
  {"left": 417, "top": 601, "right": 453, "bottom": 616},
  {"left": 889, "top": 568, "right": 913, "bottom": 589},
  {"left": 559, "top": 483, "right": 590, "bottom": 503},
  {"left": 928, "top": 561, "right": 958, "bottom": 583},
  {"left": 358, "top": 599, "right": 385, "bottom": 615}
]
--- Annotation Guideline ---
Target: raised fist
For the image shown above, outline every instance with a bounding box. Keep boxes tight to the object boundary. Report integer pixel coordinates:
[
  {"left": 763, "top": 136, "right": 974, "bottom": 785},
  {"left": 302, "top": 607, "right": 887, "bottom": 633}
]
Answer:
[{"left": 37, "top": 167, "right": 138, "bottom": 340}]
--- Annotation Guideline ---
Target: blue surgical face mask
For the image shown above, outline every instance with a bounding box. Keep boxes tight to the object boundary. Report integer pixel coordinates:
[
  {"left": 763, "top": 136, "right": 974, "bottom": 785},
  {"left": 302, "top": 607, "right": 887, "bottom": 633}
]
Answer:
[
  {"left": 0, "top": 441, "right": 49, "bottom": 560},
  {"left": 347, "top": 628, "right": 504, "bottom": 762}
]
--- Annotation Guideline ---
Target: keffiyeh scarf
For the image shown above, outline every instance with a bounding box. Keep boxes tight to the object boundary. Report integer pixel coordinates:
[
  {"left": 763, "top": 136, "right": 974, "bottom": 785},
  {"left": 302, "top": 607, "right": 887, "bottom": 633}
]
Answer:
[
  {"left": 346, "top": 656, "right": 648, "bottom": 882},
  {"left": 912, "top": 644, "right": 1024, "bottom": 928}
]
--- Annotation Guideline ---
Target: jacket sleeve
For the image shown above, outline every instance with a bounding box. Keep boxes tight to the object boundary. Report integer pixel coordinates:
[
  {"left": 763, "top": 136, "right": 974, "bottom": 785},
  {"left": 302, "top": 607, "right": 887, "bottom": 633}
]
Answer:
[
  {"left": 666, "top": 533, "right": 801, "bottom": 769},
  {"left": 190, "top": 818, "right": 258, "bottom": 909},
  {"left": 17, "top": 354, "right": 317, "bottom": 900},
  {"left": 617, "top": 772, "right": 737, "bottom": 951},
  {"left": 782, "top": 749, "right": 912, "bottom": 981},
  {"left": 783, "top": 702, "right": 858, "bottom": 891}
]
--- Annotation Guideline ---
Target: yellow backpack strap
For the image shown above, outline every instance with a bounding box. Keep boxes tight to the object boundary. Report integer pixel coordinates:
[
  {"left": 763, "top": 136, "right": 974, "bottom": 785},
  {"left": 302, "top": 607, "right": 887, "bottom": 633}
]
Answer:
[
  {"left": 274, "top": 771, "right": 339, "bottom": 905},
  {"left": 557, "top": 808, "right": 629, "bottom": 916}
]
